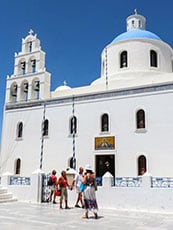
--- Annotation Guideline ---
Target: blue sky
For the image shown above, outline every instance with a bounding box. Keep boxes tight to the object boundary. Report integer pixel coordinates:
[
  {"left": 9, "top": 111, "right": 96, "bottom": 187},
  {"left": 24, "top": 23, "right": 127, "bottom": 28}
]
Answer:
[{"left": 0, "top": 0, "right": 173, "bottom": 142}]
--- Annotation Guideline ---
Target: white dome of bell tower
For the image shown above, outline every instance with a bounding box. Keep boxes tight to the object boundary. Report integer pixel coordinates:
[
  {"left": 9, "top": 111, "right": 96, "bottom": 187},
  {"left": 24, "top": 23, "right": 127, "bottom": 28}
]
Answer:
[{"left": 126, "top": 9, "right": 146, "bottom": 31}]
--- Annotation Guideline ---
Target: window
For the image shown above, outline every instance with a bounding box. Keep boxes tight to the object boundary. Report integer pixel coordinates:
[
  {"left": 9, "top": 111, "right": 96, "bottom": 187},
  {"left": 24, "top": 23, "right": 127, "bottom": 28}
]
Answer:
[
  {"left": 132, "top": 20, "right": 135, "bottom": 27},
  {"left": 15, "top": 158, "right": 21, "bottom": 175},
  {"left": 23, "top": 82, "right": 29, "bottom": 101},
  {"left": 17, "top": 122, "right": 23, "bottom": 138},
  {"left": 43, "top": 119, "right": 49, "bottom": 136},
  {"left": 120, "top": 51, "right": 128, "bottom": 68},
  {"left": 101, "top": 113, "right": 109, "bottom": 132},
  {"left": 136, "top": 109, "right": 145, "bottom": 129},
  {"left": 138, "top": 155, "right": 147, "bottom": 175},
  {"left": 32, "top": 79, "right": 40, "bottom": 100},
  {"left": 29, "top": 41, "right": 32, "bottom": 52},
  {"left": 34, "top": 80, "right": 40, "bottom": 91},
  {"left": 70, "top": 116, "right": 77, "bottom": 134},
  {"left": 31, "top": 59, "right": 36, "bottom": 73},
  {"left": 150, "top": 50, "right": 157, "bottom": 67},
  {"left": 11, "top": 83, "right": 18, "bottom": 98},
  {"left": 23, "top": 82, "right": 28, "bottom": 93},
  {"left": 69, "top": 157, "right": 76, "bottom": 169},
  {"left": 21, "top": 61, "right": 26, "bottom": 74}
]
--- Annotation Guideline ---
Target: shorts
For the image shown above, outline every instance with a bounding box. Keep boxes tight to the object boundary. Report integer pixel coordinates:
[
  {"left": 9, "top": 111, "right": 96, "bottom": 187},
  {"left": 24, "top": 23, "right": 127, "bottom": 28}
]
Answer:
[{"left": 49, "top": 185, "right": 57, "bottom": 191}]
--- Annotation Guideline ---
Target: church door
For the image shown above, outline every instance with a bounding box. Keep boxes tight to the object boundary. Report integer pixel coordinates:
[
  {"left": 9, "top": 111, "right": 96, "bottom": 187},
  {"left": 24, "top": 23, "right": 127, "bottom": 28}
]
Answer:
[{"left": 95, "top": 154, "right": 115, "bottom": 178}]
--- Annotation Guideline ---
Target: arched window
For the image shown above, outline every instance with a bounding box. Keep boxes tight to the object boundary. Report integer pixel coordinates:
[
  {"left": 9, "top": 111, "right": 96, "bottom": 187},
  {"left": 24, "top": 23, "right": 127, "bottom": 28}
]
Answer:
[
  {"left": 10, "top": 83, "right": 18, "bottom": 102},
  {"left": 138, "top": 155, "right": 147, "bottom": 175},
  {"left": 21, "top": 61, "right": 26, "bottom": 74},
  {"left": 17, "top": 122, "right": 23, "bottom": 138},
  {"left": 69, "top": 157, "right": 76, "bottom": 169},
  {"left": 23, "top": 82, "right": 28, "bottom": 93},
  {"left": 21, "top": 81, "right": 29, "bottom": 101},
  {"left": 31, "top": 59, "right": 36, "bottom": 73},
  {"left": 29, "top": 41, "right": 32, "bottom": 52},
  {"left": 120, "top": 51, "right": 128, "bottom": 68},
  {"left": 15, "top": 158, "right": 21, "bottom": 175},
  {"left": 31, "top": 78, "right": 40, "bottom": 100},
  {"left": 101, "top": 113, "right": 109, "bottom": 132},
  {"left": 136, "top": 109, "right": 145, "bottom": 129},
  {"left": 43, "top": 119, "right": 49, "bottom": 136},
  {"left": 150, "top": 50, "right": 157, "bottom": 67},
  {"left": 70, "top": 116, "right": 77, "bottom": 134}
]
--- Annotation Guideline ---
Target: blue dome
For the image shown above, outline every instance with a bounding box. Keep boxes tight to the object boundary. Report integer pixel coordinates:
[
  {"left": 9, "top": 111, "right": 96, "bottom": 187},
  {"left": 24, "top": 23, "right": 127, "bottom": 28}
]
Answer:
[{"left": 112, "top": 29, "right": 162, "bottom": 43}]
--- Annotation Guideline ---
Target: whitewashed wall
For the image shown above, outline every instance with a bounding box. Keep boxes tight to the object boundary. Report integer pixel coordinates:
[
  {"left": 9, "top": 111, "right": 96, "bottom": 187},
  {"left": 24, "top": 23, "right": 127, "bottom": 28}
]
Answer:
[{"left": 1, "top": 170, "right": 173, "bottom": 213}]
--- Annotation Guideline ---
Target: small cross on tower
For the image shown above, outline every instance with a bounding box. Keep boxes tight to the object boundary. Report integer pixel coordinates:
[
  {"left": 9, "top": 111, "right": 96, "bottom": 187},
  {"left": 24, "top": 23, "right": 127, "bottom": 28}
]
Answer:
[{"left": 29, "top": 29, "right": 34, "bottom": 36}]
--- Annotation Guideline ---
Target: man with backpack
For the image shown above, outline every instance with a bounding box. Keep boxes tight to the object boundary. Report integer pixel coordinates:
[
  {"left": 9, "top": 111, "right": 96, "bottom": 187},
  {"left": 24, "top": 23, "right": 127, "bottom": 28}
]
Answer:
[{"left": 46, "top": 169, "right": 57, "bottom": 204}]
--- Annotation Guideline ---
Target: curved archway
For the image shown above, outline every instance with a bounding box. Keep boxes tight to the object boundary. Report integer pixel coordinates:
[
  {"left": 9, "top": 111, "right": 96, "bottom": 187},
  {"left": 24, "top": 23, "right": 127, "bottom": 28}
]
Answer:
[
  {"left": 101, "top": 113, "right": 109, "bottom": 132},
  {"left": 31, "top": 78, "right": 40, "bottom": 99},
  {"left": 20, "top": 80, "right": 29, "bottom": 101},
  {"left": 138, "top": 155, "right": 147, "bottom": 175},
  {"left": 16, "top": 122, "right": 23, "bottom": 138},
  {"left": 15, "top": 158, "right": 21, "bottom": 175},
  {"left": 136, "top": 109, "right": 145, "bottom": 129},
  {"left": 120, "top": 51, "right": 128, "bottom": 68},
  {"left": 10, "top": 82, "right": 18, "bottom": 102}
]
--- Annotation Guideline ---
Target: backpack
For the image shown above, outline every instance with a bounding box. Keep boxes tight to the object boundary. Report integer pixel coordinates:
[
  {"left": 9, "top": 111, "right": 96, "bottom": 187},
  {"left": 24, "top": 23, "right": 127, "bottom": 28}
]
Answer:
[{"left": 47, "top": 176, "right": 53, "bottom": 186}]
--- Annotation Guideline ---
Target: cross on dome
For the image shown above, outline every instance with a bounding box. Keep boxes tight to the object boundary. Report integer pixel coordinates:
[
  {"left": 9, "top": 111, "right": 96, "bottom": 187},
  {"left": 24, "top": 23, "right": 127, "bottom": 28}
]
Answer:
[
  {"left": 28, "top": 29, "right": 34, "bottom": 36},
  {"left": 134, "top": 9, "right": 138, "bottom": 15}
]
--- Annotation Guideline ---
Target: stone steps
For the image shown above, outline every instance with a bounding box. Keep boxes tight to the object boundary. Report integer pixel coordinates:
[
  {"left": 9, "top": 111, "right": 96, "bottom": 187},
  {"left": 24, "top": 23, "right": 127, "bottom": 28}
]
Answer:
[{"left": 0, "top": 186, "right": 17, "bottom": 203}]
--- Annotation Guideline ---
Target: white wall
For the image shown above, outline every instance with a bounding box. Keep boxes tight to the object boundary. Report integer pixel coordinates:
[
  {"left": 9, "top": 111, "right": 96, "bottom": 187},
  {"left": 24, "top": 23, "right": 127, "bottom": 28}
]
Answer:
[
  {"left": 2, "top": 87, "right": 173, "bottom": 178},
  {"left": 2, "top": 172, "right": 173, "bottom": 213}
]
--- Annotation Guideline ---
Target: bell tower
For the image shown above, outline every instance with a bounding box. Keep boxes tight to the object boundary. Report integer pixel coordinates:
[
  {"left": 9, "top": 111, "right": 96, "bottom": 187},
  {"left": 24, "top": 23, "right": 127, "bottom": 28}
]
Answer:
[
  {"left": 126, "top": 9, "right": 146, "bottom": 31},
  {"left": 5, "top": 30, "right": 51, "bottom": 104}
]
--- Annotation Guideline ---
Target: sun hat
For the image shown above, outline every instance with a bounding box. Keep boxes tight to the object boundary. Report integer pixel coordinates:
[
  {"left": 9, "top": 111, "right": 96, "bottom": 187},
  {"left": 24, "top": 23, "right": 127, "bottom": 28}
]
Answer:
[{"left": 85, "top": 164, "right": 92, "bottom": 171}]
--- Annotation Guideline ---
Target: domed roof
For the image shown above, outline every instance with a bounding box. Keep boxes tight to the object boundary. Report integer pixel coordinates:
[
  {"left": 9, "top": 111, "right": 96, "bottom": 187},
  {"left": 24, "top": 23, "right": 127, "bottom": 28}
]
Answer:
[
  {"left": 112, "top": 29, "right": 162, "bottom": 43},
  {"left": 55, "top": 81, "right": 71, "bottom": 92}
]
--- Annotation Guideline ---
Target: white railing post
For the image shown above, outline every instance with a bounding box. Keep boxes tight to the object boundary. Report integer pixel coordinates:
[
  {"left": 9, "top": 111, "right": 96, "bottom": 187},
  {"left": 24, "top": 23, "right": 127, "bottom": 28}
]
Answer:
[
  {"left": 102, "top": 171, "right": 114, "bottom": 188},
  {"left": 31, "top": 169, "right": 45, "bottom": 203},
  {"left": 141, "top": 173, "right": 152, "bottom": 188}
]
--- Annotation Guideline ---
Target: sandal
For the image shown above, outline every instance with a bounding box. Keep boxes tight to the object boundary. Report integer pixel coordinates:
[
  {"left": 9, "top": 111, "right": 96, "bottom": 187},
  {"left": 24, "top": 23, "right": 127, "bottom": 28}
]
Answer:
[
  {"left": 82, "top": 214, "right": 88, "bottom": 219},
  {"left": 94, "top": 213, "right": 98, "bottom": 219}
]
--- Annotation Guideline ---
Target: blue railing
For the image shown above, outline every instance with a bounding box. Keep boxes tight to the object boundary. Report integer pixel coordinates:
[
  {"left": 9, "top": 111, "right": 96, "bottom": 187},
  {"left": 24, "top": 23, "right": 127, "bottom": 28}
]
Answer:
[
  {"left": 115, "top": 177, "right": 142, "bottom": 187},
  {"left": 151, "top": 177, "right": 173, "bottom": 188},
  {"left": 9, "top": 176, "right": 30, "bottom": 185}
]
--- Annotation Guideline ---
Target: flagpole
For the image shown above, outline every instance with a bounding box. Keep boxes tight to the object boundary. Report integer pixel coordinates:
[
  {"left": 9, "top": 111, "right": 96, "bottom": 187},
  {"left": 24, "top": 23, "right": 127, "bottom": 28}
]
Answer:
[
  {"left": 40, "top": 103, "right": 46, "bottom": 170},
  {"left": 72, "top": 96, "right": 76, "bottom": 169}
]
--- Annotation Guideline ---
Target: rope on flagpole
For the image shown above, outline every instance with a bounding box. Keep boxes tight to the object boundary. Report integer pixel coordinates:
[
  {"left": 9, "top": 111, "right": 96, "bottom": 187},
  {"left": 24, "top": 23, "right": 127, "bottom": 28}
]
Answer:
[
  {"left": 72, "top": 96, "right": 76, "bottom": 169},
  {"left": 40, "top": 103, "right": 46, "bottom": 170},
  {"left": 105, "top": 47, "right": 108, "bottom": 89}
]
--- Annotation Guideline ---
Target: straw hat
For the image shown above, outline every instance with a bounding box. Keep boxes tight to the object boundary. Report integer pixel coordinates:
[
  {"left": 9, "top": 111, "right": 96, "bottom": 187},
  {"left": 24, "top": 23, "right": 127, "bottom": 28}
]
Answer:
[{"left": 85, "top": 164, "right": 92, "bottom": 171}]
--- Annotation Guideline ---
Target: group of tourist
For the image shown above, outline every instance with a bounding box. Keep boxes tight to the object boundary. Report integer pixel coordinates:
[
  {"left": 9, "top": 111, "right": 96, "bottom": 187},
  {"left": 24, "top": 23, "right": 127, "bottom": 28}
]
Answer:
[{"left": 46, "top": 165, "right": 98, "bottom": 219}]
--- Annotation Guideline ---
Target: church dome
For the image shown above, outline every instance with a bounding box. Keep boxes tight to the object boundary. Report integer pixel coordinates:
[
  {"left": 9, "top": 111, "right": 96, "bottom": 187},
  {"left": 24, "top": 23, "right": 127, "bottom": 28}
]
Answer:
[
  {"left": 55, "top": 81, "right": 71, "bottom": 92},
  {"left": 112, "top": 29, "right": 162, "bottom": 43},
  {"left": 95, "top": 10, "right": 173, "bottom": 84},
  {"left": 112, "top": 10, "right": 161, "bottom": 43}
]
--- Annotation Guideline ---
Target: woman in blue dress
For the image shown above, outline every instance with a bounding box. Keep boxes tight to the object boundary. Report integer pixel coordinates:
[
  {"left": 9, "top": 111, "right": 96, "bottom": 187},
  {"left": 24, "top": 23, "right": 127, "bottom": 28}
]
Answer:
[{"left": 82, "top": 165, "right": 98, "bottom": 219}]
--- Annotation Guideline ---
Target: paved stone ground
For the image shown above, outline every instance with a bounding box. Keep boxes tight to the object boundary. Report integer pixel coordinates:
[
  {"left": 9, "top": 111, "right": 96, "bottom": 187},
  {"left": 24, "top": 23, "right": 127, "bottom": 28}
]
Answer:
[{"left": 0, "top": 201, "right": 173, "bottom": 229}]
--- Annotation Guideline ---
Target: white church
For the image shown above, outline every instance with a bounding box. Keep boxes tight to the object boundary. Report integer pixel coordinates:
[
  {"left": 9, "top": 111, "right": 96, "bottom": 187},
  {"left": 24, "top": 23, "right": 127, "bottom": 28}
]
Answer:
[{"left": 1, "top": 10, "right": 173, "bottom": 184}]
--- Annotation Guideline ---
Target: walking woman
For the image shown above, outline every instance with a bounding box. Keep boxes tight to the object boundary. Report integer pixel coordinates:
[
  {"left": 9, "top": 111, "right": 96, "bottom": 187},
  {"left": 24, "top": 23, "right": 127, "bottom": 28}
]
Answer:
[
  {"left": 57, "top": 170, "right": 71, "bottom": 209},
  {"left": 82, "top": 165, "right": 98, "bottom": 219}
]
